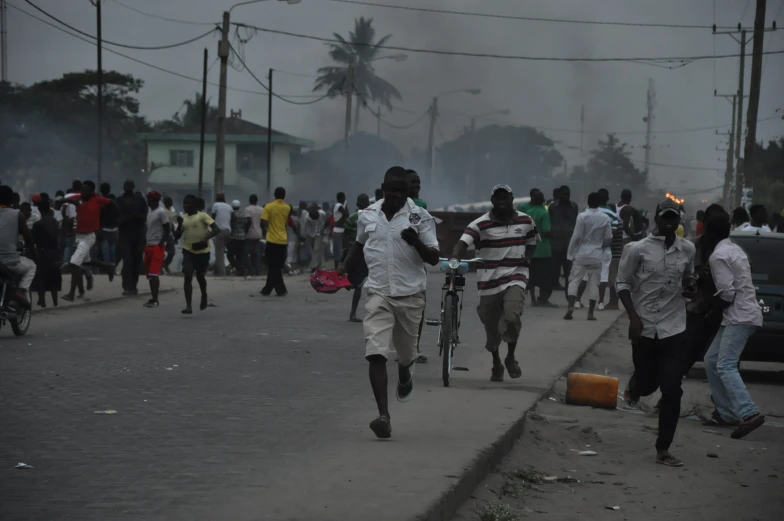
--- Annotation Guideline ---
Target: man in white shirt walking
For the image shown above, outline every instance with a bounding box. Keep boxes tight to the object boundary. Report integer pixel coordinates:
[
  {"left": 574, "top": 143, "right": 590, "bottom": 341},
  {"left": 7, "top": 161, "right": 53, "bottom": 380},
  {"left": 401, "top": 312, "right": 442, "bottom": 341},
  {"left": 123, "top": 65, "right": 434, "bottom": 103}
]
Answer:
[
  {"left": 332, "top": 192, "right": 348, "bottom": 269},
  {"left": 301, "top": 203, "right": 329, "bottom": 272},
  {"left": 702, "top": 211, "right": 765, "bottom": 439},
  {"left": 244, "top": 194, "right": 264, "bottom": 276},
  {"left": 341, "top": 166, "right": 440, "bottom": 439},
  {"left": 453, "top": 184, "right": 538, "bottom": 382},
  {"left": 211, "top": 193, "right": 234, "bottom": 276},
  {"left": 564, "top": 192, "right": 612, "bottom": 321}
]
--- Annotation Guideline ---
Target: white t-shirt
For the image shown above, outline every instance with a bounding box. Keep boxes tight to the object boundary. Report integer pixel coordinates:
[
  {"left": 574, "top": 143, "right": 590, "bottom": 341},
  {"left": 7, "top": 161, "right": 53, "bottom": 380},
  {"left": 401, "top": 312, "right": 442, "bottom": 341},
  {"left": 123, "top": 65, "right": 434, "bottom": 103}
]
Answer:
[
  {"left": 211, "top": 201, "right": 233, "bottom": 231},
  {"left": 333, "top": 202, "right": 347, "bottom": 233},
  {"left": 244, "top": 205, "right": 263, "bottom": 239}
]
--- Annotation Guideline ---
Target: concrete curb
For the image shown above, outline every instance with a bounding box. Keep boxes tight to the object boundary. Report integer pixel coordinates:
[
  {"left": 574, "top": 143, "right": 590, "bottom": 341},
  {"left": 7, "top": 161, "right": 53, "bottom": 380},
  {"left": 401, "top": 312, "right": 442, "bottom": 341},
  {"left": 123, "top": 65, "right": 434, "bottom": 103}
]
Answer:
[
  {"left": 32, "top": 288, "right": 176, "bottom": 316},
  {"left": 417, "top": 313, "right": 625, "bottom": 521}
]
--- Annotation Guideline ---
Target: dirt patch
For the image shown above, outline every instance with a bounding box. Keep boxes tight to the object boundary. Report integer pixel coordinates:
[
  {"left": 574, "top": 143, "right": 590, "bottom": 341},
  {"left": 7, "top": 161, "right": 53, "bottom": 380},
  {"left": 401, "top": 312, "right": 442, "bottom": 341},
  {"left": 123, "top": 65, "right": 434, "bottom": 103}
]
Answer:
[{"left": 452, "top": 318, "right": 784, "bottom": 521}]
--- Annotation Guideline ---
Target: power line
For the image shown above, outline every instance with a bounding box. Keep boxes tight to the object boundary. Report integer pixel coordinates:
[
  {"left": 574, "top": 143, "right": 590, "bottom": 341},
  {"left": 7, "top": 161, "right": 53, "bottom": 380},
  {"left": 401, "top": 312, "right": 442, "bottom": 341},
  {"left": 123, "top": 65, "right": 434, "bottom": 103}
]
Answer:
[
  {"left": 107, "top": 0, "right": 215, "bottom": 26},
  {"left": 228, "top": 44, "right": 331, "bottom": 105},
  {"left": 9, "top": 3, "right": 322, "bottom": 100},
  {"left": 23, "top": 0, "right": 217, "bottom": 50},
  {"left": 327, "top": 0, "right": 733, "bottom": 30},
  {"left": 534, "top": 115, "right": 781, "bottom": 136},
  {"left": 233, "top": 21, "right": 784, "bottom": 64}
]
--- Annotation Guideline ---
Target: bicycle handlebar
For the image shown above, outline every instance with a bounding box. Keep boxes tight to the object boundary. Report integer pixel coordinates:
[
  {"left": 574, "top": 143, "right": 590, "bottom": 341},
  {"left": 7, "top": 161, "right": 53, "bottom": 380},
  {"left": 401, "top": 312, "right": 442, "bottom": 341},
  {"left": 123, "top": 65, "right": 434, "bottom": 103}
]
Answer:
[{"left": 438, "top": 257, "right": 484, "bottom": 263}]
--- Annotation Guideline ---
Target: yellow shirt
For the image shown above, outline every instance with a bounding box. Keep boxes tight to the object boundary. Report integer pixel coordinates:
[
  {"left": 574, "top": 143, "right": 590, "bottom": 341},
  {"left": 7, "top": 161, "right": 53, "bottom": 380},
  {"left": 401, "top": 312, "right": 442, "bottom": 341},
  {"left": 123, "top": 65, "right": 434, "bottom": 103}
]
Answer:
[
  {"left": 181, "top": 212, "right": 215, "bottom": 254},
  {"left": 261, "top": 199, "right": 290, "bottom": 245}
]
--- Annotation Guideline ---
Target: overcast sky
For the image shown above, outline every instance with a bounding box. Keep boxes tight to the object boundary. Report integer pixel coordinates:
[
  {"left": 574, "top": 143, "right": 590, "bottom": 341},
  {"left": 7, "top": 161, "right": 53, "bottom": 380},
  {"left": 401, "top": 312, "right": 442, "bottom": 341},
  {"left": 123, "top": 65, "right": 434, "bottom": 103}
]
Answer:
[{"left": 6, "top": 0, "right": 784, "bottom": 202}]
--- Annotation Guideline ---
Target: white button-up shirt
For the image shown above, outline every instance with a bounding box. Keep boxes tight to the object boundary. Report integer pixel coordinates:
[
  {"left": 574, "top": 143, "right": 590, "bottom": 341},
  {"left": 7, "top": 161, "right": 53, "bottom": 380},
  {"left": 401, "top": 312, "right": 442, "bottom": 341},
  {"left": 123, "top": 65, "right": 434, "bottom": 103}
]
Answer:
[
  {"left": 616, "top": 234, "right": 696, "bottom": 339},
  {"left": 709, "top": 238, "right": 763, "bottom": 327},
  {"left": 357, "top": 198, "right": 439, "bottom": 298},
  {"left": 567, "top": 208, "right": 613, "bottom": 267}
]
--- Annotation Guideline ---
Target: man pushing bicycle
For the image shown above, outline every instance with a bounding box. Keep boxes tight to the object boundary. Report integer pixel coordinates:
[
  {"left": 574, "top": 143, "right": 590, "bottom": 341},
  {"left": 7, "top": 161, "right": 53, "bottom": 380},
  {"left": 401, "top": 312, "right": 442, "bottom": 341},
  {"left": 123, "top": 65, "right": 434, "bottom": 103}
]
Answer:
[{"left": 452, "top": 184, "right": 538, "bottom": 382}]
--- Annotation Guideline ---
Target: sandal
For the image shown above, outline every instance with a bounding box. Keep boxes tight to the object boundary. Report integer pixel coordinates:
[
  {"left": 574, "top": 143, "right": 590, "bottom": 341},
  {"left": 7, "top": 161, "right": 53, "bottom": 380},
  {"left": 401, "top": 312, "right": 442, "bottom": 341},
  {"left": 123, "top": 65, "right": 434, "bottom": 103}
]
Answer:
[
  {"left": 504, "top": 358, "right": 522, "bottom": 379},
  {"left": 702, "top": 410, "right": 738, "bottom": 427},
  {"left": 656, "top": 451, "right": 683, "bottom": 467}
]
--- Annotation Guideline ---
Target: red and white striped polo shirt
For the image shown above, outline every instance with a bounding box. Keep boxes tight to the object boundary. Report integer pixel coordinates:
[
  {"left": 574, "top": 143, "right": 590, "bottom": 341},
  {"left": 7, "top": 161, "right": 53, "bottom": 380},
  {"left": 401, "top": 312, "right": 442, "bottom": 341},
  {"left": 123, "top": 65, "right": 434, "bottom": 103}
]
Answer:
[{"left": 460, "top": 211, "right": 538, "bottom": 296}]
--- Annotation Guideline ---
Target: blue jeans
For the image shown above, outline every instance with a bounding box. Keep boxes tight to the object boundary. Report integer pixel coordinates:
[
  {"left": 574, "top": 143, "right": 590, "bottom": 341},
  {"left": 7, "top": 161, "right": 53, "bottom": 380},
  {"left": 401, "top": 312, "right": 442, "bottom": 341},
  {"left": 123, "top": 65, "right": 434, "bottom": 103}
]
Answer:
[
  {"left": 62, "top": 236, "right": 75, "bottom": 265},
  {"left": 332, "top": 233, "right": 344, "bottom": 264},
  {"left": 101, "top": 229, "right": 118, "bottom": 266},
  {"left": 704, "top": 324, "right": 760, "bottom": 422}
]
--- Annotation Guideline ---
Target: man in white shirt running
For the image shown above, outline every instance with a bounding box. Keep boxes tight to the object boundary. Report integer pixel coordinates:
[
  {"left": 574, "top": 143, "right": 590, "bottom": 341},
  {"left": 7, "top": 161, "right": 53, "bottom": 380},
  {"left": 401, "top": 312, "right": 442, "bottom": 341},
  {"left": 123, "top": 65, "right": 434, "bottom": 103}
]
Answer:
[
  {"left": 211, "top": 193, "right": 234, "bottom": 276},
  {"left": 341, "top": 166, "right": 440, "bottom": 439}
]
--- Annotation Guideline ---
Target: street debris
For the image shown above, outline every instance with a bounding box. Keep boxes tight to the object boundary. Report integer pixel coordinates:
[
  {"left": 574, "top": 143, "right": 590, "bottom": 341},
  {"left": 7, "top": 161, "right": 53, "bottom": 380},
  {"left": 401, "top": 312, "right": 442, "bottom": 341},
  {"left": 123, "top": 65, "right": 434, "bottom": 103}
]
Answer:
[
  {"left": 605, "top": 505, "right": 621, "bottom": 511},
  {"left": 707, "top": 453, "right": 719, "bottom": 458},
  {"left": 93, "top": 410, "right": 117, "bottom": 415},
  {"left": 15, "top": 463, "right": 33, "bottom": 469},
  {"left": 702, "top": 429, "right": 722, "bottom": 436},
  {"left": 570, "top": 449, "right": 598, "bottom": 456}
]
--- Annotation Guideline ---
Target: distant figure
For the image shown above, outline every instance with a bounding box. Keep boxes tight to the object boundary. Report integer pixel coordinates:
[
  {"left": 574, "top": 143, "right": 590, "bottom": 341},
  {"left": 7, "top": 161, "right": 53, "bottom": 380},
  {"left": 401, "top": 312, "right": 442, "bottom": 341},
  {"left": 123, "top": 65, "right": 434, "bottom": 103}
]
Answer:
[
  {"left": 260, "top": 187, "right": 293, "bottom": 296},
  {"left": 695, "top": 210, "right": 705, "bottom": 237},
  {"left": 228, "top": 200, "right": 247, "bottom": 276},
  {"left": 175, "top": 194, "right": 220, "bottom": 314},
  {"left": 301, "top": 202, "right": 329, "bottom": 272},
  {"left": 730, "top": 207, "right": 750, "bottom": 231},
  {"left": 332, "top": 192, "right": 348, "bottom": 270},
  {"left": 116, "top": 180, "right": 147, "bottom": 296},
  {"left": 210, "top": 193, "right": 234, "bottom": 276},
  {"left": 142, "top": 191, "right": 170, "bottom": 308},
  {"left": 244, "top": 194, "right": 264, "bottom": 276},
  {"left": 0, "top": 185, "right": 37, "bottom": 308},
  {"left": 343, "top": 193, "right": 370, "bottom": 322},
  {"left": 745, "top": 204, "right": 772, "bottom": 233},
  {"left": 31, "top": 200, "right": 62, "bottom": 308},
  {"left": 548, "top": 185, "right": 578, "bottom": 295},
  {"left": 162, "top": 196, "right": 178, "bottom": 274}
]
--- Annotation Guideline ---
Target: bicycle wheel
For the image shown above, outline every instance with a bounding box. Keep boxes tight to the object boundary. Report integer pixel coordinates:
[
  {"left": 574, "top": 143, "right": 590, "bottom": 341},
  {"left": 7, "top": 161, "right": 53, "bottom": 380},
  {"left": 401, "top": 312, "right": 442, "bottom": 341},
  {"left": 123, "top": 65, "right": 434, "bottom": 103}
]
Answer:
[
  {"left": 11, "top": 308, "right": 31, "bottom": 336},
  {"left": 442, "top": 293, "right": 456, "bottom": 387}
]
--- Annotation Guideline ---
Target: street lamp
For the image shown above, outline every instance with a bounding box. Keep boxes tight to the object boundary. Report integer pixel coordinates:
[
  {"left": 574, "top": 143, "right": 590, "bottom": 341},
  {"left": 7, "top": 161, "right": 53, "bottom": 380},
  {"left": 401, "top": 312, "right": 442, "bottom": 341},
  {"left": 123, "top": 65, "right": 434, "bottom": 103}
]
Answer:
[
  {"left": 214, "top": 0, "right": 301, "bottom": 199},
  {"left": 427, "top": 88, "right": 481, "bottom": 189}
]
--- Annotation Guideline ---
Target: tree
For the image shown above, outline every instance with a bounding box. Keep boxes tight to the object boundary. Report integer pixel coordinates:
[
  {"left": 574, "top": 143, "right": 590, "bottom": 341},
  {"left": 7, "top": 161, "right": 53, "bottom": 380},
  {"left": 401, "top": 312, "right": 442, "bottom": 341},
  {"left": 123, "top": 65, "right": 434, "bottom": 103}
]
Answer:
[
  {"left": 0, "top": 70, "right": 149, "bottom": 194},
  {"left": 437, "top": 124, "right": 564, "bottom": 202},
  {"left": 582, "top": 133, "right": 647, "bottom": 192},
  {"left": 313, "top": 17, "right": 402, "bottom": 133},
  {"left": 154, "top": 92, "right": 219, "bottom": 132}
]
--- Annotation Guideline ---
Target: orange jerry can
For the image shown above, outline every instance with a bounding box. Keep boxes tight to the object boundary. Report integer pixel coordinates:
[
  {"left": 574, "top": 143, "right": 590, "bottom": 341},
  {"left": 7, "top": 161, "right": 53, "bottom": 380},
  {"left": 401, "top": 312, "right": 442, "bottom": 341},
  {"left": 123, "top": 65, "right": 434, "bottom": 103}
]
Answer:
[{"left": 565, "top": 372, "right": 619, "bottom": 409}]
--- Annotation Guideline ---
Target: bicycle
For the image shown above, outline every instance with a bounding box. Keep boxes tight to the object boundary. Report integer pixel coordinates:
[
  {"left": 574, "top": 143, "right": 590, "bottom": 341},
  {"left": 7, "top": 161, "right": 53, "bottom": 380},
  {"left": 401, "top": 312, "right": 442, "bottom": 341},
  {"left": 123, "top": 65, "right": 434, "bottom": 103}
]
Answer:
[
  {"left": 0, "top": 263, "right": 32, "bottom": 337},
  {"left": 429, "top": 257, "right": 483, "bottom": 387}
]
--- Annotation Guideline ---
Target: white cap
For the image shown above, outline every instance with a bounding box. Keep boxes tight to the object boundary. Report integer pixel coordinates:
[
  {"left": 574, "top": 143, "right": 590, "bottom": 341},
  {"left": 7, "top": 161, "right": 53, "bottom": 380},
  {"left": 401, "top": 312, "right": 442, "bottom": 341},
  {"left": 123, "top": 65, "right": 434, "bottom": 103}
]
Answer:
[{"left": 231, "top": 200, "right": 241, "bottom": 209}]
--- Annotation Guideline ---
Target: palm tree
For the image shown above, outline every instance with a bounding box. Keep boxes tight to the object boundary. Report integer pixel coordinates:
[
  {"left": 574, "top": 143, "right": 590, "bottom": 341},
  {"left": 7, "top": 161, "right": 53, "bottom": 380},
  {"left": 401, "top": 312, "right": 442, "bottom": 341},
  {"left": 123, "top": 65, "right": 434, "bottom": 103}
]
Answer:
[
  {"left": 313, "top": 17, "right": 402, "bottom": 133},
  {"left": 155, "top": 93, "right": 219, "bottom": 131}
]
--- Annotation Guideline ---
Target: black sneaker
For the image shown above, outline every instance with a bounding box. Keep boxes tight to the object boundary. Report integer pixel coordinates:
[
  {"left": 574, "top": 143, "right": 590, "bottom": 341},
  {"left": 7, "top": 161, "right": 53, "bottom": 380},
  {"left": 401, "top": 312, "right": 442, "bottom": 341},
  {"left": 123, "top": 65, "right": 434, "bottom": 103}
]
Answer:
[
  {"left": 143, "top": 300, "right": 159, "bottom": 308},
  {"left": 731, "top": 414, "right": 765, "bottom": 439},
  {"left": 505, "top": 358, "right": 522, "bottom": 379},
  {"left": 369, "top": 415, "right": 392, "bottom": 439},
  {"left": 86, "top": 275, "right": 94, "bottom": 291},
  {"left": 416, "top": 353, "right": 428, "bottom": 363},
  {"left": 491, "top": 361, "right": 505, "bottom": 382}
]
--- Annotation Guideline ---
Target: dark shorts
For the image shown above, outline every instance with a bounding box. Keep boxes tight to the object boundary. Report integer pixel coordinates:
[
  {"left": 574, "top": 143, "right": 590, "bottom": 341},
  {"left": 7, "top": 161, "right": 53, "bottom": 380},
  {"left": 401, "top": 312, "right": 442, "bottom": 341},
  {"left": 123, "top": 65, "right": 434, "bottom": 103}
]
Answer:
[{"left": 182, "top": 250, "right": 210, "bottom": 275}]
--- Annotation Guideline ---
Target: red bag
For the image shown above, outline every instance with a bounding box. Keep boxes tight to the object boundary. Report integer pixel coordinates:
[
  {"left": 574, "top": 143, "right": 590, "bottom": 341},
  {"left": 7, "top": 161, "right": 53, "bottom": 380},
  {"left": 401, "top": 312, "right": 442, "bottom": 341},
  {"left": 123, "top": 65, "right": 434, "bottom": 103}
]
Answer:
[{"left": 310, "top": 269, "right": 352, "bottom": 294}]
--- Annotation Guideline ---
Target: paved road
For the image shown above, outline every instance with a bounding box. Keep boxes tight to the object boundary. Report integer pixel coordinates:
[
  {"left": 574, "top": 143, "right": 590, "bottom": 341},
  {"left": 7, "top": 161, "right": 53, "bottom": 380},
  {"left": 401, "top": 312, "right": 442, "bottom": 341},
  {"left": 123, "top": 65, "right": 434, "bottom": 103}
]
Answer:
[{"left": 1, "top": 273, "right": 620, "bottom": 521}]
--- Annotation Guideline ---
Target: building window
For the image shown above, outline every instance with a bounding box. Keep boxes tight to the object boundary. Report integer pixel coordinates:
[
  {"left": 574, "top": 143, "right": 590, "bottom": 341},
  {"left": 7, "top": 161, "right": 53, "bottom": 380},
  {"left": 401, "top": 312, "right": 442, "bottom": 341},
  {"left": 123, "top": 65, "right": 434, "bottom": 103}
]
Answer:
[{"left": 169, "top": 150, "right": 194, "bottom": 167}]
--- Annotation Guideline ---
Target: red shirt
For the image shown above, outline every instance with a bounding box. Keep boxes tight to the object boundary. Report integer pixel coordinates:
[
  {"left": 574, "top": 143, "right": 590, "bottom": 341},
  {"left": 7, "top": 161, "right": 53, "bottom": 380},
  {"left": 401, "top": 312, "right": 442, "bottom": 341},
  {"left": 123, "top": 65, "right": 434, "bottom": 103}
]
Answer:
[
  {"left": 696, "top": 221, "right": 704, "bottom": 236},
  {"left": 72, "top": 195, "right": 112, "bottom": 234}
]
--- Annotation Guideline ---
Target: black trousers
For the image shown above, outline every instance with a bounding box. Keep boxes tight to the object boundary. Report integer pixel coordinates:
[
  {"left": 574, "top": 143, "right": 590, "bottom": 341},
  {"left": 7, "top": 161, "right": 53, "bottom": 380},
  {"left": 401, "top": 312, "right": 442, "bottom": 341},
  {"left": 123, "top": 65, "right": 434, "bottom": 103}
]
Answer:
[
  {"left": 119, "top": 232, "right": 143, "bottom": 291},
  {"left": 227, "top": 239, "right": 247, "bottom": 275},
  {"left": 529, "top": 257, "right": 553, "bottom": 301},
  {"left": 629, "top": 332, "right": 690, "bottom": 452},
  {"left": 551, "top": 249, "right": 572, "bottom": 297},
  {"left": 262, "top": 242, "right": 288, "bottom": 295},
  {"left": 683, "top": 311, "right": 722, "bottom": 376}
]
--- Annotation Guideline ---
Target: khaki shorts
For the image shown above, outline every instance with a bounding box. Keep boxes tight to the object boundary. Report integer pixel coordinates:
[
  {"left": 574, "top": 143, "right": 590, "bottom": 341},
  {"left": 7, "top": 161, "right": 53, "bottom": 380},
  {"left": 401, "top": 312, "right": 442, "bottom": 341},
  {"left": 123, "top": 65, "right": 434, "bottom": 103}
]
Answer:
[
  {"left": 364, "top": 292, "right": 426, "bottom": 366},
  {"left": 477, "top": 285, "right": 526, "bottom": 352},
  {"left": 569, "top": 263, "right": 600, "bottom": 302}
]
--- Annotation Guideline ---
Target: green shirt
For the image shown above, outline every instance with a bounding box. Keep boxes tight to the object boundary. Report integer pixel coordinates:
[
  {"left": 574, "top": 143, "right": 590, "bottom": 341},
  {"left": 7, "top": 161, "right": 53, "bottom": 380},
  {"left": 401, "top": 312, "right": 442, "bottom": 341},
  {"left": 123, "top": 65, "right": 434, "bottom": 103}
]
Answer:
[
  {"left": 344, "top": 211, "right": 360, "bottom": 246},
  {"left": 518, "top": 202, "right": 531, "bottom": 214},
  {"left": 412, "top": 198, "right": 427, "bottom": 209},
  {"left": 521, "top": 204, "right": 552, "bottom": 258}
]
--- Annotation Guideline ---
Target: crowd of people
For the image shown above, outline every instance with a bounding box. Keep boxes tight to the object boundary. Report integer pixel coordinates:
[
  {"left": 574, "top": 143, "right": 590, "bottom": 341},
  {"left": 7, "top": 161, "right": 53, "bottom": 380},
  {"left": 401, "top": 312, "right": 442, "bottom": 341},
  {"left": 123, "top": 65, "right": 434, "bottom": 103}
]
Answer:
[{"left": 2, "top": 171, "right": 779, "bottom": 466}]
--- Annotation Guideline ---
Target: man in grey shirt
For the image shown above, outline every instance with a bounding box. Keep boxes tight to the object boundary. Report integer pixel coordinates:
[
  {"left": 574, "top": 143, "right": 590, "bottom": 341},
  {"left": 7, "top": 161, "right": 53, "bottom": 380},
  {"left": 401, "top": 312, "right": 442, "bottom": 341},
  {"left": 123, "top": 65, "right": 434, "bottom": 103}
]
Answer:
[
  {"left": 142, "top": 191, "right": 170, "bottom": 308},
  {"left": 616, "top": 199, "right": 696, "bottom": 468}
]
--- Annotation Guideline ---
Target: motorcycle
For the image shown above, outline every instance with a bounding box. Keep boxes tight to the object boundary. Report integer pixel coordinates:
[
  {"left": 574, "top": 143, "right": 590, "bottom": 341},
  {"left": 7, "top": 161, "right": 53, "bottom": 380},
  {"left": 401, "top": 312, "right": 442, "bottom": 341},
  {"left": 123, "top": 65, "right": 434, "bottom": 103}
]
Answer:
[{"left": 0, "top": 263, "right": 32, "bottom": 336}]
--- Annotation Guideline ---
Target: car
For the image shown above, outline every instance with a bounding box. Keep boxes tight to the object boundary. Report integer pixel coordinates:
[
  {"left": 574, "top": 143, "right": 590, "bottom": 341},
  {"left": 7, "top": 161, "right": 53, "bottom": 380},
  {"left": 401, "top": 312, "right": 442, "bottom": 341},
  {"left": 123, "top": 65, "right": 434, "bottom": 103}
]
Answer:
[{"left": 730, "top": 231, "right": 784, "bottom": 362}]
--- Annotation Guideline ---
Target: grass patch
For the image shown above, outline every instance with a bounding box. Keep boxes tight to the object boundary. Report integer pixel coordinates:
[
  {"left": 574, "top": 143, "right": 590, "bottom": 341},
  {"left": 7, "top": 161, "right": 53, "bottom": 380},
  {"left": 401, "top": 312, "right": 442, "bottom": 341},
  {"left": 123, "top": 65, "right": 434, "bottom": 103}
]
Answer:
[{"left": 479, "top": 501, "right": 518, "bottom": 521}]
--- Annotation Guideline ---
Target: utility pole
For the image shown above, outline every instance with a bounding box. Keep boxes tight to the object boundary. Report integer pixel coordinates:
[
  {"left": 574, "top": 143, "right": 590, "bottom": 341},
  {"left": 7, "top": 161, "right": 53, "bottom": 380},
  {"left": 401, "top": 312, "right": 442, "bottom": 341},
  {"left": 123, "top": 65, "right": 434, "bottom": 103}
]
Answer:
[
  {"left": 266, "top": 68, "right": 273, "bottom": 200},
  {"left": 343, "top": 65, "right": 354, "bottom": 147},
  {"left": 643, "top": 79, "right": 656, "bottom": 176},
  {"left": 0, "top": 0, "right": 8, "bottom": 83},
  {"left": 715, "top": 92, "right": 738, "bottom": 208},
  {"left": 427, "top": 96, "right": 438, "bottom": 189},
  {"left": 735, "top": 30, "right": 747, "bottom": 207},
  {"left": 95, "top": 0, "right": 103, "bottom": 185},
  {"left": 197, "top": 48, "right": 208, "bottom": 201},
  {"left": 214, "top": 11, "right": 230, "bottom": 198},
  {"left": 465, "top": 117, "right": 476, "bottom": 201},
  {"left": 743, "top": 0, "right": 767, "bottom": 195}
]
